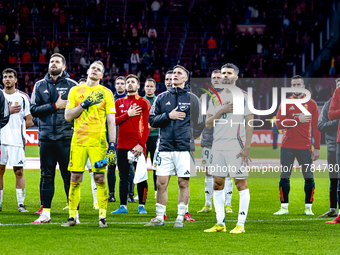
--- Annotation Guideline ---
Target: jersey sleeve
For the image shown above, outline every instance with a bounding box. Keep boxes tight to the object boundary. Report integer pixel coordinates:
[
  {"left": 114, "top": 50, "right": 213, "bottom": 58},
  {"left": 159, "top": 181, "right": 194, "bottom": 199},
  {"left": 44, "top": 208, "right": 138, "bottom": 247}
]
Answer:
[
  {"left": 244, "top": 94, "right": 252, "bottom": 116},
  {"left": 23, "top": 95, "right": 31, "bottom": 117},
  {"left": 105, "top": 89, "right": 116, "bottom": 114},
  {"left": 66, "top": 87, "right": 76, "bottom": 109}
]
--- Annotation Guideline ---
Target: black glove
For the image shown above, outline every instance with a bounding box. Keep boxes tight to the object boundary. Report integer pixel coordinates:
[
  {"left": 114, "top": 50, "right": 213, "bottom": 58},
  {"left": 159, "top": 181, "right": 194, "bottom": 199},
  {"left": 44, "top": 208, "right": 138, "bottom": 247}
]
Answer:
[
  {"left": 80, "top": 91, "right": 104, "bottom": 109},
  {"left": 106, "top": 142, "right": 116, "bottom": 166}
]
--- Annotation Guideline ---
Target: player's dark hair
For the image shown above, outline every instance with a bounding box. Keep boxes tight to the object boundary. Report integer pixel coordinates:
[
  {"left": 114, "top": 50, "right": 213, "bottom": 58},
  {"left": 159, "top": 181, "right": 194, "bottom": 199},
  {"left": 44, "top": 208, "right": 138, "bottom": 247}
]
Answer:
[
  {"left": 126, "top": 74, "right": 140, "bottom": 84},
  {"left": 221, "top": 63, "right": 239, "bottom": 75},
  {"left": 166, "top": 70, "right": 173, "bottom": 75},
  {"left": 50, "top": 53, "right": 66, "bottom": 66},
  {"left": 115, "top": 76, "right": 126, "bottom": 85},
  {"left": 2, "top": 68, "right": 17, "bottom": 78},
  {"left": 292, "top": 75, "right": 304, "bottom": 84},
  {"left": 173, "top": 65, "right": 189, "bottom": 77},
  {"left": 145, "top": 78, "right": 156, "bottom": 87},
  {"left": 78, "top": 78, "right": 87, "bottom": 84}
]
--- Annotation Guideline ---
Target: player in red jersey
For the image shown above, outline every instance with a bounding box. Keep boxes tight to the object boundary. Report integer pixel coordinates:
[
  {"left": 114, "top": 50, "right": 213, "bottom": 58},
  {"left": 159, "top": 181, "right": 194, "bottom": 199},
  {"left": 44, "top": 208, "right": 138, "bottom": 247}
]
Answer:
[
  {"left": 111, "top": 74, "right": 151, "bottom": 214},
  {"left": 274, "top": 75, "right": 320, "bottom": 216},
  {"left": 326, "top": 77, "right": 340, "bottom": 223}
]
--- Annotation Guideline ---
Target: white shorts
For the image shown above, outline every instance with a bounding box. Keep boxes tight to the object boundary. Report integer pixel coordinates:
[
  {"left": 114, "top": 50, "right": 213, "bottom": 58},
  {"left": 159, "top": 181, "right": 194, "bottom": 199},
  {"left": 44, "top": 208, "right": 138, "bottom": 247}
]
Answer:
[
  {"left": 156, "top": 151, "right": 196, "bottom": 177},
  {"left": 201, "top": 147, "right": 212, "bottom": 167},
  {"left": 0, "top": 145, "right": 25, "bottom": 167},
  {"left": 209, "top": 149, "right": 248, "bottom": 178}
]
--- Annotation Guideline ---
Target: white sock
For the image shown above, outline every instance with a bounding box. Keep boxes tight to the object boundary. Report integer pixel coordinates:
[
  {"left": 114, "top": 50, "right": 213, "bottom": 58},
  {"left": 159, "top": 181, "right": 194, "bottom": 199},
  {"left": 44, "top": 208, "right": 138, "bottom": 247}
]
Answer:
[
  {"left": 76, "top": 211, "right": 79, "bottom": 220},
  {"left": 205, "top": 175, "right": 213, "bottom": 207},
  {"left": 121, "top": 205, "right": 127, "bottom": 209},
  {"left": 16, "top": 189, "right": 25, "bottom": 206},
  {"left": 0, "top": 189, "right": 3, "bottom": 207},
  {"left": 139, "top": 204, "right": 144, "bottom": 207},
  {"left": 305, "top": 204, "right": 312, "bottom": 209},
  {"left": 237, "top": 189, "right": 250, "bottom": 228},
  {"left": 156, "top": 203, "right": 166, "bottom": 222},
  {"left": 42, "top": 210, "right": 50, "bottom": 218},
  {"left": 281, "top": 203, "right": 288, "bottom": 210},
  {"left": 339, "top": 209, "right": 340, "bottom": 215},
  {"left": 176, "top": 202, "right": 186, "bottom": 222},
  {"left": 224, "top": 177, "right": 233, "bottom": 206},
  {"left": 330, "top": 208, "right": 336, "bottom": 212},
  {"left": 89, "top": 172, "right": 97, "bottom": 204},
  {"left": 213, "top": 190, "right": 225, "bottom": 226}
]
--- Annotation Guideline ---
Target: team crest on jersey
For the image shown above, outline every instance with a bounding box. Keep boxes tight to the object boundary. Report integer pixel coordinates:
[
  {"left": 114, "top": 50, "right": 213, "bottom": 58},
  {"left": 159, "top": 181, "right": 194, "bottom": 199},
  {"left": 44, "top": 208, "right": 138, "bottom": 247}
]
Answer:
[
  {"left": 69, "top": 162, "right": 73, "bottom": 167},
  {"left": 180, "top": 105, "right": 188, "bottom": 111},
  {"left": 304, "top": 104, "right": 308, "bottom": 110},
  {"left": 202, "top": 159, "right": 206, "bottom": 165},
  {"left": 153, "top": 162, "right": 157, "bottom": 167}
]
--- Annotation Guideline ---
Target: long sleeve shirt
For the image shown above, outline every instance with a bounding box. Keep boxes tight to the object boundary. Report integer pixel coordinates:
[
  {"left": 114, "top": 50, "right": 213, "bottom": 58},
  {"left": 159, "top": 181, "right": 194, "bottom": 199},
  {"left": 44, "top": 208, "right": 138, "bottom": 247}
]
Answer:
[
  {"left": 276, "top": 95, "right": 320, "bottom": 150},
  {"left": 115, "top": 94, "right": 151, "bottom": 150}
]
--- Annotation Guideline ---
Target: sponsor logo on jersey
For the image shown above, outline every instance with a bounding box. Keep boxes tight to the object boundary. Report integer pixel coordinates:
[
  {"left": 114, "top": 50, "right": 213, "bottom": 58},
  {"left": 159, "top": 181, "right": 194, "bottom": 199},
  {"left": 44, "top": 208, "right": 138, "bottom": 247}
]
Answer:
[
  {"left": 180, "top": 106, "right": 188, "bottom": 111},
  {"left": 78, "top": 95, "right": 84, "bottom": 100},
  {"left": 289, "top": 106, "right": 295, "bottom": 110},
  {"left": 119, "top": 104, "right": 124, "bottom": 108},
  {"left": 43, "top": 89, "right": 49, "bottom": 93},
  {"left": 166, "top": 101, "right": 171, "bottom": 105}
]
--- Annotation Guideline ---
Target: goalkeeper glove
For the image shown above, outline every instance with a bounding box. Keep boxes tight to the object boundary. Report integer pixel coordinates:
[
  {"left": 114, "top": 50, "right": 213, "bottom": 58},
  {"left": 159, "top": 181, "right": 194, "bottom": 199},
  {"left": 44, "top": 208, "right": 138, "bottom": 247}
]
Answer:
[
  {"left": 106, "top": 142, "right": 116, "bottom": 166},
  {"left": 80, "top": 91, "right": 104, "bottom": 109}
]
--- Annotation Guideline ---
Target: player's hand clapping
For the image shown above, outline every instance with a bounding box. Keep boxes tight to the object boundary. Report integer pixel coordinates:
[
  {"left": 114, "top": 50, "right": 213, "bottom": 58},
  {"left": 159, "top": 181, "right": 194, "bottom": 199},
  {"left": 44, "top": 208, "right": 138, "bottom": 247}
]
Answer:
[
  {"left": 298, "top": 114, "right": 311, "bottom": 123},
  {"left": 169, "top": 106, "right": 186, "bottom": 120},
  {"left": 80, "top": 91, "right": 104, "bottom": 109},
  {"left": 9, "top": 102, "right": 21, "bottom": 114},
  {"left": 128, "top": 104, "right": 142, "bottom": 117}
]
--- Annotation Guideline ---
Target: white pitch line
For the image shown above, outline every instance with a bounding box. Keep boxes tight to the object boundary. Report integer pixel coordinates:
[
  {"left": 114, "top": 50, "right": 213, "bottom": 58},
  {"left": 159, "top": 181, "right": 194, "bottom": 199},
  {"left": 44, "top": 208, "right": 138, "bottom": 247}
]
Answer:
[{"left": 0, "top": 217, "right": 330, "bottom": 226}]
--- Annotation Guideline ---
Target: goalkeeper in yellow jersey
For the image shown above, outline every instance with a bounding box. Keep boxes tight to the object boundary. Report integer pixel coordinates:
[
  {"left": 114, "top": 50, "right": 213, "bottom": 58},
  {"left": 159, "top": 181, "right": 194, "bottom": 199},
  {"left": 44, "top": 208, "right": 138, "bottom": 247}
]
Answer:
[{"left": 61, "top": 61, "right": 116, "bottom": 228}]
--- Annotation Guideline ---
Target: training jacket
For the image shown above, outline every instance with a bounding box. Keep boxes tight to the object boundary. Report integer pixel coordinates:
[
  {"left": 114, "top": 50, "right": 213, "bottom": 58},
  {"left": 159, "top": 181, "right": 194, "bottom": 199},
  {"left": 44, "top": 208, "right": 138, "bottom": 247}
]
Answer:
[
  {"left": 149, "top": 85, "right": 204, "bottom": 151},
  {"left": 30, "top": 71, "right": 77, "bottom": 141}
]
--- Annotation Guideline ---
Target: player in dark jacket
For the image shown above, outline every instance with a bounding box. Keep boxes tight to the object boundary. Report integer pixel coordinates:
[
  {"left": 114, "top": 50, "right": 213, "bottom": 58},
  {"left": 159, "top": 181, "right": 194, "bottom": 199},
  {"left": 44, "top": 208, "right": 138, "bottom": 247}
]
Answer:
[
  {"left": 145, "top": 65, "right": 203, "bottom": 228},
  {"left": 31, "top": 53, "right": 77, "bottom": 223}
]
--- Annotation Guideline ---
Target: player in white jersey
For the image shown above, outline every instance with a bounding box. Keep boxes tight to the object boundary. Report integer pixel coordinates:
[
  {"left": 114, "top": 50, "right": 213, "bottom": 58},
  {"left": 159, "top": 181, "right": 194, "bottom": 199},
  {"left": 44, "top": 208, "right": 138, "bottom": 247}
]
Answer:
[
  {"left": 197, "top": 69, "right": 234, "bottom": 214},
  {"left": 204, "top": 63, "right": 253, "bottom": 234},
  {"left": 0, "top": 68, "right": 33, "bottom": 213}
]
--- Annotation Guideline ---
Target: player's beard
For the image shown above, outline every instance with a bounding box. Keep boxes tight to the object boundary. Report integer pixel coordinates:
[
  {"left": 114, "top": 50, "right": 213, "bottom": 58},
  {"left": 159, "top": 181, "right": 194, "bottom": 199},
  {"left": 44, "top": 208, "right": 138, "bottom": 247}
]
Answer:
[
  {"left": 49, "top": 67, "right": 63, "bottom": 76},
  {"left": 222, "top": 78, "right": 233, "bottom": 85},
  {"left": 127, "top": 86, "right": 137, "bottom": 93},
  {"left": 293, "top": 92, "right": 302, "bottom": 97}
]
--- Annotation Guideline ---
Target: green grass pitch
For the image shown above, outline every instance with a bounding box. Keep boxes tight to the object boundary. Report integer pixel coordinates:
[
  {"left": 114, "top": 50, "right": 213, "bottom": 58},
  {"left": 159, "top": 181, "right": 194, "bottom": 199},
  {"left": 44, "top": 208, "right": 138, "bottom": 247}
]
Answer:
[{"left": 1, "top": 146, "right": 338, "bottom": 254}]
